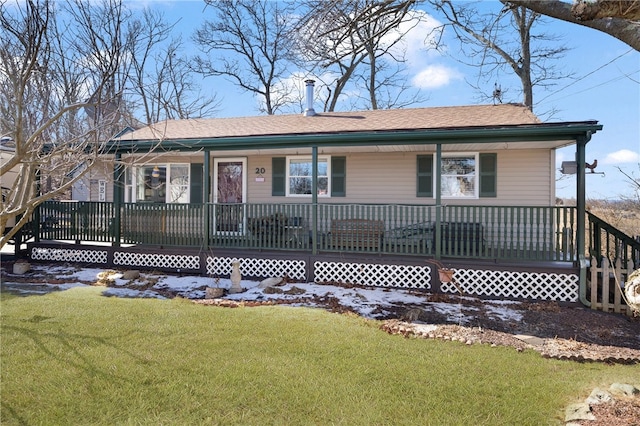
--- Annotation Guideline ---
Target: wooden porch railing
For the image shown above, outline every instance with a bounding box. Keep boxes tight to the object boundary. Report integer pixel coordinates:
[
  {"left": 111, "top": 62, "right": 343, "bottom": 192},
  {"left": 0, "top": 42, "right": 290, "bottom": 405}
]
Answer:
[
  {"left": 34, "top": 201, "right": 578, "bottom": 262},
  {"left": 586, "top": 212, "right": 640, "bottom": 316},
  {"left": 587, "top": 212, "right": 640, "bottom": 270}
]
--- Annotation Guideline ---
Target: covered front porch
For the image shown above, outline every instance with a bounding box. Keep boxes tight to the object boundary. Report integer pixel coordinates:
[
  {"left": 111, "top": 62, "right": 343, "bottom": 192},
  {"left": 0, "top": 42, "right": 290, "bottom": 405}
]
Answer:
[{"left": 18, "top": 200, "right": 583, "bottom": 303}]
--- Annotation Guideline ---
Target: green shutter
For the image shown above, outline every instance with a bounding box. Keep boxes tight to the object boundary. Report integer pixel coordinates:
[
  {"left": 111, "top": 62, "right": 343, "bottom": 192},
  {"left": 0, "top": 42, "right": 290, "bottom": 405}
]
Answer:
[
  {"left": 272, "top": 157, "right": 286, "bottom": 196},
  {"left": 331, "top": 156, "right": 346, "bottom": 197},
  {"left": 479, "top": 153, "right": 497, "bottom": 198},
  {"left": 190, "top": 163, "right": 203, "bottom": 204},
  {"left": 417, "top": 154, "right": 433, "bottom": 197}
]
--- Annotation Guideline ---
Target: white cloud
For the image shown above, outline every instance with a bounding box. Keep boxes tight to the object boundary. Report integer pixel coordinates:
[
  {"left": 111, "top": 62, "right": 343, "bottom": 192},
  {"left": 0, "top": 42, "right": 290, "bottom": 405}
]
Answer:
[
  {"left": 603, "top": 149, "right": 640, "bottom": 164},
  {"left": 381, "top": 10, "right": 443, "bottom": 64},
  {"left": 411, "top": 65, "right": 462, "bottom": 89}
]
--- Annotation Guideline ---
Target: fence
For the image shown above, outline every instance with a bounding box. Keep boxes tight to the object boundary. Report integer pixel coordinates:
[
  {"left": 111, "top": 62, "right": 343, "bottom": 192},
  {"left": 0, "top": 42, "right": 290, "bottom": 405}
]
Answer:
[{"left": 588, "top": 256, "right": 636, "bottom": 316}]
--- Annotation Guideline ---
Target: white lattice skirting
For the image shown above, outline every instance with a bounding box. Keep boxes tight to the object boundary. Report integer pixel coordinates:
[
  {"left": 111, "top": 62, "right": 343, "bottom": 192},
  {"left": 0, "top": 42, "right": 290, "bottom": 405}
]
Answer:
[
  {"left": 440, "top": 268, "right": 579, "bottom": 301},
  {"left": 113, "top": 252, "right": 200, "bottom": 270},
  {"left": 314, "top": 261, "right": 432, "bottom": 289},
  {"left": 207, "top": 256, "right": 307, "bottom": 281},
  {"left": 30, "top": 247, "right": 108, "bottom": 264}
]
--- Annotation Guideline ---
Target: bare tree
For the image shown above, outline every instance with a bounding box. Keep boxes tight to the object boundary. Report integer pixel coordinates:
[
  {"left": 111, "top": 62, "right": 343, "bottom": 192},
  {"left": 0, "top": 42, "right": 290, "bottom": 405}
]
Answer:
[
  {"left": 193, "top": 0, "right": 296, "bottom": 115},
  {"left": 0, "top": 0, "right": 132, "bottom": 248},
  {"left": 295, "top": 0, "right": 427, "bottom": 111},
  {"left": 299, "top": 0, "right": 420, "bottom": 61},
  {"left": 504, "top": 0, "right": 640, "bottom": 51},
  {"left": 322, "top": 0, "right": 640, "bottom": 52},
  {"left": 294, "top": 6, "right": 369, "bottom": 112},
  {"left": 617, "top": 165, "right": 640, "bottom": 206},
  {"left": 427, "top": 1, "right": 570, "bottom": 110},
  {"left": 356, "top": 6, "right": 428, "bottom": 109},
  {"left": 127, "top": 10, "right": 219, "bottom": 123},
  {"left": 0, "top": 0, "right": 221, "bottom": 248}
]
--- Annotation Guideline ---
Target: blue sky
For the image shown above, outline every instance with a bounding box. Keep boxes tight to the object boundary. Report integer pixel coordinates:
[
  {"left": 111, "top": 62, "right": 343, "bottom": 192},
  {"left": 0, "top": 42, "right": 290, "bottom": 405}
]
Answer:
[{"left": 135, "top": 0, "right": 639, "bottom": 201}]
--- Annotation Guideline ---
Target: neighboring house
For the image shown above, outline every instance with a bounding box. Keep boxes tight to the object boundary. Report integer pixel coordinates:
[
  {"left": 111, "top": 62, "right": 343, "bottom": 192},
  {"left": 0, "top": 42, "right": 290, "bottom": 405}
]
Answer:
[{"left": 28, "top": 92, "right": 638, "bottom": 314}]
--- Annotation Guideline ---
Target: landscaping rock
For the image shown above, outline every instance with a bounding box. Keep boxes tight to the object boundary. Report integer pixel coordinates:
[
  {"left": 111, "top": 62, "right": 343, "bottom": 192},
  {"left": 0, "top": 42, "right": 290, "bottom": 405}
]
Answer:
[
  {"left": 609, "top": 383, "right": 639, "bottom": 397},
  {"left": 259, "top": 277, "right": 284, "bottom": 288},
  {"left": 564, "top": 403, "right": 595, "bottom": 422},
  {"left": 122, "top": 270, "right": 140, "bottom": 280},
  {"left": 205, "top": 287, "right": 224, "bottom": 299},
  {"left": 12, "top": 261, "right": 30, "bottom": 275},
  {"left": 586, "top": 388, "right": 614, "bottom": 405}
]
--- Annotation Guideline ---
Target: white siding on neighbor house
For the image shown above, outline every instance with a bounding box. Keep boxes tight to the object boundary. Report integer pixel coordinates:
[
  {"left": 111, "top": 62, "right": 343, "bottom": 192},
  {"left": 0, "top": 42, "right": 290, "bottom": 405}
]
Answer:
[
  {"left": 246, "top": 149, "right": 555, "bottom": 206},
  {"left": 73, "top": 161, "right": 114, "bottom": 202}
]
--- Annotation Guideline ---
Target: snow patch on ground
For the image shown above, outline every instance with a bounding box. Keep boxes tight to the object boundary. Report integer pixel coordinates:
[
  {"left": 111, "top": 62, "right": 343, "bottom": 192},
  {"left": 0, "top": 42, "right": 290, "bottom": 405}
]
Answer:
[{"left": 2, "top": 263, "right": 525, "bottom": 323}]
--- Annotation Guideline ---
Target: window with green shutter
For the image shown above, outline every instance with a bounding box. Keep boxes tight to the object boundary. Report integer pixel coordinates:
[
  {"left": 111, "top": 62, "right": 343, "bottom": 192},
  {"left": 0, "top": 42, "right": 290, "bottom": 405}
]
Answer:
[
  {"left": 479, "top": 153, "right": 497, "bottom": 198},
  {"left": 331, "top": 156, "right": 346, "bottom": 197},
  {"left": 272, "top": 157, "right": 286, "bottom": 196},
  {"left": 418, "top": 152, "right": 496, "bottom": 199},
  {"left": 417, "top": 154, "right": 433, "bottom": 197},
  {"left": 190, "top": 163, "right": 204, "bottom": 204},
  {"left": 273, "top": 156, "right": 344, "bottom": 197}
]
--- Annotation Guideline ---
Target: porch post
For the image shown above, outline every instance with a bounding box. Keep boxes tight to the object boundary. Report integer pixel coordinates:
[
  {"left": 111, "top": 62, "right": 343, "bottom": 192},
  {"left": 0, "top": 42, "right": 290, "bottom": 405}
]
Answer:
[
  {"left": 435, "top": 143, "right": 442, "bottom": 260},
  {"left": 311, "top": 146, "right": 318, "bottom": 255},
  {"left": 575, "top": 134, "right": 590, "bottom": 264},
  {"left": 203, "top": 149, "right": 210, "bottom": 250},
  {"left": 112, "top": 153, "right": 123, "bottom": 247}
]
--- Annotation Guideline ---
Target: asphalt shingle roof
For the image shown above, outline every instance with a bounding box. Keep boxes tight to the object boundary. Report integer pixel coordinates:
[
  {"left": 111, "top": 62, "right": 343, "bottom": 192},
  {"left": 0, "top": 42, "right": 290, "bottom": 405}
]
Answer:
[{"left": 120, "top": 104, "right": 541, "bottom": 142}]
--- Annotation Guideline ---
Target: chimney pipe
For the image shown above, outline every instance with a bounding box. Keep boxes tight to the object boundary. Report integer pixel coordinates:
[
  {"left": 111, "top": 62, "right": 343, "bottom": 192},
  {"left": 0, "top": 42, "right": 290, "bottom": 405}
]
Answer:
[{"left": 303, "top": 79, "right": 316, "bottom": 117}]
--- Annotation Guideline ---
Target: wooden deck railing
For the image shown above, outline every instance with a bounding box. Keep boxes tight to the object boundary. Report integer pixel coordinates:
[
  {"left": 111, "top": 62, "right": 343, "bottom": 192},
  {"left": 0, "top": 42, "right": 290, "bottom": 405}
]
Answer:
[
  {"left": 585, "top": 212, "right": 640, "bottom": 316},
  {"left": 587, "top": 212, "right": 640, "bottom": 270},
  {"left": 34, "top": 201, "right": 578, "bottom": 262}
]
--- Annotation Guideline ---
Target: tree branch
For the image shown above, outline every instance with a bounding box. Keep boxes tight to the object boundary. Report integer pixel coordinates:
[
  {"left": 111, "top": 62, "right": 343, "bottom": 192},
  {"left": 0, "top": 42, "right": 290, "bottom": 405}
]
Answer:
[{"left": 504, "top": 0, "right": 640, "bottom": 51}]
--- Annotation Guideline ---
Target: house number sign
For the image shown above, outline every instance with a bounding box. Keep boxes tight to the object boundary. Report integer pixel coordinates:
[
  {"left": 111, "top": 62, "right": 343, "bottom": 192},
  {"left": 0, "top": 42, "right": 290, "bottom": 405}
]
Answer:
[{"left": 255, "top": 167, "right": 266, "bottom": 182}]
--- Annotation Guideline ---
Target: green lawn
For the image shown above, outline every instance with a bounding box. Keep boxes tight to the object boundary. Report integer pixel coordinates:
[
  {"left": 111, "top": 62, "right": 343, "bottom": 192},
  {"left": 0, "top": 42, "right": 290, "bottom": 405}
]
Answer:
[{"left": 1, "top": 287, "right": 638, "bottom": 425}]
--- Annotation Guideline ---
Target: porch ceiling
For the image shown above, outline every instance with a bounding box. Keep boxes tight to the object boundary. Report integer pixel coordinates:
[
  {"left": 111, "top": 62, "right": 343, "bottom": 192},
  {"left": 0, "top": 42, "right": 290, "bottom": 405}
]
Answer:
[{"left": 200, "top": 140, "right": 573, "bottom": 156}]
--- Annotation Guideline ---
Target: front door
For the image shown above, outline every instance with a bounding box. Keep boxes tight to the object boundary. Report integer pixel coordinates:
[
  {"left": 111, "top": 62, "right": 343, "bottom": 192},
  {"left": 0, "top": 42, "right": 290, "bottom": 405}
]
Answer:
[{"left": 213, "top": 158, "right": 246, "bottom": 234}]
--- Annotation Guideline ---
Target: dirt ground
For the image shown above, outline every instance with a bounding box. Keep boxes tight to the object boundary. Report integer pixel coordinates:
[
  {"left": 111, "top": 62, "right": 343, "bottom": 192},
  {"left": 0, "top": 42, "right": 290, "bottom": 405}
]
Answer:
[{"left": 380, "top": 293, "right": 640, "bottom": 363}]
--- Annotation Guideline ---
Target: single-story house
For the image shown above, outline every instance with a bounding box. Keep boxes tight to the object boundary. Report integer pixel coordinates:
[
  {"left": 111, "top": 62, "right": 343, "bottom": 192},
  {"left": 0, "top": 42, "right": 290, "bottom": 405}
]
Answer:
[{"left": 25, "top": 86, "right": 638, "bottom": 313}]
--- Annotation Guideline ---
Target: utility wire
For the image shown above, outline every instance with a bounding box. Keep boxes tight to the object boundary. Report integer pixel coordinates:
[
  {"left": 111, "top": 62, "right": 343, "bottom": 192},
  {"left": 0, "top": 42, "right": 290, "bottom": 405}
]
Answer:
[{"left": 537, "top": 48, "right": 635, "bottom": 105}]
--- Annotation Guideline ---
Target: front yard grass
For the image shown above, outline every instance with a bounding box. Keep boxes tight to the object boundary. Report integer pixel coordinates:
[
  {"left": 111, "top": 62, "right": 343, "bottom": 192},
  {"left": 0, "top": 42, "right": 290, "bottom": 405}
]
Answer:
[{"left": 1, "top": 286, "right": 638, "bottom": 425}]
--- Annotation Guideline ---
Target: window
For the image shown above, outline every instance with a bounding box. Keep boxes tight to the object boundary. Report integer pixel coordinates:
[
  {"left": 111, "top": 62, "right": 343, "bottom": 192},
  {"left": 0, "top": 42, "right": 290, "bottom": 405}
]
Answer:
[
  {"left": 441, "top": 154, "right": 477, "bottom": 198},
  {"left": 130, "top": 164, "right": 190, "bottom": 203},
  {"left": 416, "top": 152, "right": 497, "bottom": 199},
  {"left": 287, "top": 156, "right": 330, "bottom": 196},
  {"left": 273, "top": 156, "right": 345, "bottom": 197},
  {"left": 169, "top": 165, "right": 189, "bottom": 203},
  {"left": 137, "top": 165, "right": 166, "bottom": 203}
]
